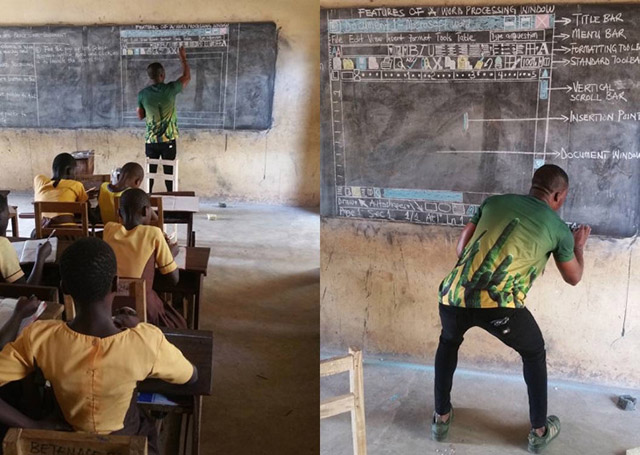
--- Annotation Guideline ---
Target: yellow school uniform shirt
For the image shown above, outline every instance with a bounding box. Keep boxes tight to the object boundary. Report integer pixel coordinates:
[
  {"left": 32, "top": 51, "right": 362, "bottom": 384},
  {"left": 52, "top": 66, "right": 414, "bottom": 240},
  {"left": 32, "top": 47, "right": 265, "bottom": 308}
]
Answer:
[
  {"left": 0, "top": 237, "right": 24, "bottom": 283},
  {"left": 33, "top": 175, "right": 89, "bottom": 219},
  {"left": 98, "top": 182, "right": 127, "bottom": 224},
  {"left": 103, "top": 222, "right": 177, "bottom": 277},
  {"left": 0, "top": 320, "right": 194, "bottom": 433}
]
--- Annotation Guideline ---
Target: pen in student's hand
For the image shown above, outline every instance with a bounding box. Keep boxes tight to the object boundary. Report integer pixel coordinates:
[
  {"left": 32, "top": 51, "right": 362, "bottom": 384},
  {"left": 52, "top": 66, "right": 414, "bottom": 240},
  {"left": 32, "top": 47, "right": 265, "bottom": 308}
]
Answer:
[{"left": 45, "top": 229, "right": 57, "bottom": 242}]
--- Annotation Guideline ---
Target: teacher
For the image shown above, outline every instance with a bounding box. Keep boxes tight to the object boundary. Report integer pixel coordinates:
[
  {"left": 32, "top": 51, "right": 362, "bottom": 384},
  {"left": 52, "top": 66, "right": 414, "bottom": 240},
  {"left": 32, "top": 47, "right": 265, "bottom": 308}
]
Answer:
[{"left": 136, "top": 46, "right": 191, "bottom": 192}]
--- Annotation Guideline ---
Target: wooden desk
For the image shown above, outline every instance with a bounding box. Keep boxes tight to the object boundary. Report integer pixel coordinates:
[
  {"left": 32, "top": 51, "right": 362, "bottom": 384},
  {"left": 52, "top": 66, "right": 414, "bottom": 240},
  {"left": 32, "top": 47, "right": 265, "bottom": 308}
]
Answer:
[
  {"left": 154, "top": 246, "right": 210, "bottom": 329},
  {"left": 8, "top": 206, "right": 18, "bottom": 237},
  {"left": 1, "top": 191, "right": 19, "bottom": 237},
  {"left": 138, "top": 328, "right": 212, "bottom": 455},
  {"left": 10, "top": 238, "right": 209, "bottom": 329},
  {"left": 152, "top": 192, "right": 198, "bottom": 247},
  {"left": 0, "top": 283, "right": 59, "bottom": 303},
  {"left": 0, "top": 297, "right": 63, "bottom": 322},
  {"left": 138, "top": 328, "right": 213, "bottom": 397},
  {"left": 70, "top": 150, "right": 95, "bottom": 175}
]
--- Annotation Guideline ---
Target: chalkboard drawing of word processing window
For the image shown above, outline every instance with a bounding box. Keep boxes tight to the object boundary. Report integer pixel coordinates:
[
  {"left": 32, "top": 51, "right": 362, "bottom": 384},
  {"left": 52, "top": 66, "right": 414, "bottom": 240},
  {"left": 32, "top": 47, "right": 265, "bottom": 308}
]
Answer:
[
  {"left": 0, "top": 22, "right": 276, "bottom": 130},
  {"left": 320, "top": 5, "right": 640, "bottom": 237}
]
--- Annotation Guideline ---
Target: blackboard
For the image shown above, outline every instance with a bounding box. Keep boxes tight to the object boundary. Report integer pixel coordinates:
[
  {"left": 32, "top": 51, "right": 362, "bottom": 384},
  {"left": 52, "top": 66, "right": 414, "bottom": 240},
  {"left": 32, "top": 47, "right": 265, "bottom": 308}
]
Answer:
[
  {"left": 321, "top": 5, "right": 640, "bottom": 237},
  {"left": 0, "top": 22, "right": 277, "bottom": 130}
]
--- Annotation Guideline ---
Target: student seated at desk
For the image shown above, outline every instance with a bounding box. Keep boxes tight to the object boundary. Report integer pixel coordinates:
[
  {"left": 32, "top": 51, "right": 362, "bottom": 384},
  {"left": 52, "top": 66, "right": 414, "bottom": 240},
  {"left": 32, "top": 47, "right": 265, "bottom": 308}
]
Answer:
[
  {"left": 0, "top": 238, "right": 197, "bottom": 454},
  {"left": 98, "top": 162, "right": 145, "bottom": 224},
  {"left": 34, "top": 153, "right": 90, "bottom": 227},
  {"left": 0, "top": 296, "right": 41, "bottom": 350},
  {"left": 103, "top": 189, "right": 186, "bottom": 328},
  {"left": 0, "top": 195, "right": 51, "bottom": 285}
]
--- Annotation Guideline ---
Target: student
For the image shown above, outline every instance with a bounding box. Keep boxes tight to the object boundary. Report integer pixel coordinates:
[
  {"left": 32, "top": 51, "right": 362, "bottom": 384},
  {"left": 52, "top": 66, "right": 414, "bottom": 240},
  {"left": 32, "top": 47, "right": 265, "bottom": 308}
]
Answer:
[
  {"left": 98, "top": 162, "right": 145, "bottom": 224},
  {"left": 0, "top": 238, "right": 197, "bottom": 453},
  {"left": 0, "top": 195, "right": 51, "bottom": 285},
  {"left": 433, "top": 165, "right": 591, "bottom": 453},
  {"left": 103, "top": 188, "right": 186, "bottom": 328},
  {"left": 33, "top": 153, "right": 90, "bottom": 226}
]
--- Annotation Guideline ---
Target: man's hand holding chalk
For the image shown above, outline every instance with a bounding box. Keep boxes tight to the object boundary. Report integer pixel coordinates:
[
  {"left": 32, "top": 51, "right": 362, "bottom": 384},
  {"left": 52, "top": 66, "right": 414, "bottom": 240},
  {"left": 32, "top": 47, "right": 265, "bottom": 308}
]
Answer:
[{"left": 572, "top": 224, "right": 592, "bottom": 251}]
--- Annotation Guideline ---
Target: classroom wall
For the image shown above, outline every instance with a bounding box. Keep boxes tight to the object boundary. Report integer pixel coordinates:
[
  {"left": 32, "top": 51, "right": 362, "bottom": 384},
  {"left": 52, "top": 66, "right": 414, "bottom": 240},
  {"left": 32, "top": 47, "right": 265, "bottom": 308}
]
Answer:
[
  {"left": 320, "top": 0, "right": 640, "bottom": 389},
  {"left": 0, "top": 0, "right": 319, "bottom": 206}
]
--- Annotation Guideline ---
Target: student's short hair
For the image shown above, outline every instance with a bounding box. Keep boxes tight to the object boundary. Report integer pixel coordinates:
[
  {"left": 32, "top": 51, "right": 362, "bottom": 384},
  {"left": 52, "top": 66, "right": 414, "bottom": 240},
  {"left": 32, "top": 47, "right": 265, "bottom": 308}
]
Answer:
[
  {"left": 531, "top": 164, "right": 569, "bottom": 195},
  {"left": 52, "top": 153, "right": 76, "bottom": 187},
  {"left": 120, "top": 188, "right": 150, "bottom": 218},
  {"left": 0, "top": 195, "right": 7, "bottom": 214},
  {"left": 60, "top": 237, "right": 117, "bottom": 306},
  {"left": 147, "top": 62, "right": 164, "bottom": 81},
  {"left": 120, "top": 162, "right": 144, "bottom": 181}
]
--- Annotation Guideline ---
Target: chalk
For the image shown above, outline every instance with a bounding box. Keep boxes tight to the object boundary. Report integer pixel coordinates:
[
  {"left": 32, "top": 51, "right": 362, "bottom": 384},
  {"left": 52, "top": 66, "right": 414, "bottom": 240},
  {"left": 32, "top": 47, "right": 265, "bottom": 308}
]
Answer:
[
  {"left": 618, "top": 395, "right": 637, "bottom": 411},
  {"left": 207, "top": 214, "right": 217, "bottom": 221}
]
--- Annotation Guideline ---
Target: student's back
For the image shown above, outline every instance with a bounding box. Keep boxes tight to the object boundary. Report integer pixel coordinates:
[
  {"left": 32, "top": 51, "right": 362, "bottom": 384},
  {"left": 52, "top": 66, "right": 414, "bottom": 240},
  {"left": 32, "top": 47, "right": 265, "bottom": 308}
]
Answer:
[
  {"left": 0, "top": 195, "right": 50, "bottom": 285},
  {"left": 98, "top": 183, "right": 127, "bottom": 224},
  {"left": 103, "top": 189, "right": 186, "bottom": 328},
  {"left": 34, "top": 153, "right": 88, "bottom": 221},
  {"left": 1, "top": 320, "right": 190, "bottom": 433},
  {"left": 97, "top": 163, "right": 145, "bottom": 224},
  {"left": 0, "top": 237, "right": 194, "bottom": 453}
]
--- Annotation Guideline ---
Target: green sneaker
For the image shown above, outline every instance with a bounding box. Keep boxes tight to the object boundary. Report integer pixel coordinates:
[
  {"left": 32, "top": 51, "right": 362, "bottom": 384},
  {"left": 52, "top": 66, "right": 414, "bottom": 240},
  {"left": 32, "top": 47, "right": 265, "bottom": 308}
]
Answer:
[
  {"left": 431, "top": 406, "right": 454, "bottom": 442},
  {"left": 527, "top": 415, "right": 561, "bottom": 453}
]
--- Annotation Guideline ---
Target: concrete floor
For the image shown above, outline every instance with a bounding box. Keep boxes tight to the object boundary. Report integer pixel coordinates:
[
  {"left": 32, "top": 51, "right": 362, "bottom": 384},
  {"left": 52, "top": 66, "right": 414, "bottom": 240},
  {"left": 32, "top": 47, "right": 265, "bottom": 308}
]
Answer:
[
  {"left": 7, "top": 192, "right": 320, "bottom": 455},
  {"left": 320, "top": 354, "right": 640, "bottom": 455}
]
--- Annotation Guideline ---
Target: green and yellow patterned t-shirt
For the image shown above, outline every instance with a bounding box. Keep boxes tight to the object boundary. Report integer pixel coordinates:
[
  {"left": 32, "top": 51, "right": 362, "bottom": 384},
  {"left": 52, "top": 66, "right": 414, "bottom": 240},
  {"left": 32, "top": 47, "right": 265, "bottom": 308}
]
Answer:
[
  {"left": 137, "top": 81, "right": 183, "bottom": 143},
  {"left": 439, "top": 194, "right": 575, "bottom": 309}
]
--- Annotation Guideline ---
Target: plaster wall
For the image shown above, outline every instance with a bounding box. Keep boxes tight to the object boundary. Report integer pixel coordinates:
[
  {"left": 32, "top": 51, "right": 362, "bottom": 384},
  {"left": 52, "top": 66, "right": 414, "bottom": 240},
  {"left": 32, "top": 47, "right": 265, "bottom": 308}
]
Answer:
[
  {"left": 319, "top": 0, "right": 640, "bottom": 388},
  {"left": 0, "top": 0, "right": 319, "bottom": 206},
  {"left": 321, "top": 217, "right": 640, "bottom": 388}
]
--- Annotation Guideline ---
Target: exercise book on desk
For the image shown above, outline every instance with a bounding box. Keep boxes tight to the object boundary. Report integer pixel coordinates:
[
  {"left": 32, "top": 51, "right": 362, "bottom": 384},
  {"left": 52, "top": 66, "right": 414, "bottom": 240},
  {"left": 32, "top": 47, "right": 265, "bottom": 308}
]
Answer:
[
  {"left": 174, "top": 247, "right": 187, "bottom": 270},
  {"left": 161, "top": 196, "right": 199, "bottom": 212},
  {"left": 12, "top": 238, "right": 58, "bottom": 263},
  {"left": 0, "top": 298, "right": 47, "bottom": 334}
]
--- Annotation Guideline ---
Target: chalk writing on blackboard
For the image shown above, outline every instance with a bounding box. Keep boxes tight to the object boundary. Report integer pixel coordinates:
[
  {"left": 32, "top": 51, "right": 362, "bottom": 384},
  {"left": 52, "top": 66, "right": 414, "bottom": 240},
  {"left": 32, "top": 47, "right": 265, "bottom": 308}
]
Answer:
[{"left": 321, "top": 5, "right": 640, "bottom": 237}]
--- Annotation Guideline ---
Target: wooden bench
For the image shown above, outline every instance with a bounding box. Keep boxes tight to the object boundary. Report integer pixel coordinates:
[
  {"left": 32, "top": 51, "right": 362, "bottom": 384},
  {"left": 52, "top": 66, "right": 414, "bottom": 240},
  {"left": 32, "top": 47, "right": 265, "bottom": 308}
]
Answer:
[{"left": 3, "top": 428, "right": 147, "bottom": 454}]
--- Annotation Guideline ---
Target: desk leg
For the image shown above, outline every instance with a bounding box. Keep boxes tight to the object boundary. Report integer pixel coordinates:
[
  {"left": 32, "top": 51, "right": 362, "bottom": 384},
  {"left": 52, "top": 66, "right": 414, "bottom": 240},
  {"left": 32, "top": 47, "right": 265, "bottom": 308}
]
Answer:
[
  {"left": 193, "top": 274, "right": 203, "bottom": 330},
  {"left": 10, "top": 209, "right": 19, "bottom": 237},
  {"left": 188, "top": 214, "right": 194, "bottom": 247},
  {"left": 193, "top": 395, "right": 202, "bottom": 455}
]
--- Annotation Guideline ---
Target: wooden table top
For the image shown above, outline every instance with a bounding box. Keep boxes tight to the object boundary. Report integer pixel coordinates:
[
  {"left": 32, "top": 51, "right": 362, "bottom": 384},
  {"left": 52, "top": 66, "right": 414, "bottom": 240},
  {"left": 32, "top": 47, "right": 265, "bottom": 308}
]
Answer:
[
  {"left": 138, "top": 327, "right": 213, "bottom": 397},
  {"left": 9, "top": 238, "right": 210, "bottom": 275}
]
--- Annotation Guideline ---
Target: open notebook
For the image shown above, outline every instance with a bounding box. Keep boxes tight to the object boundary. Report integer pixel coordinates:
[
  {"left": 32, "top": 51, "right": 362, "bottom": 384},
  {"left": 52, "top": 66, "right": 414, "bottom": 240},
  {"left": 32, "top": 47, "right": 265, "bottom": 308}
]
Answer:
[
  {"left": 161, "top": 196, "right": 199, "bottom": 212},
  {"left": 174, "top": 246, "right": 187, "bottom": 270},
  {"left": 0, "top": 298, "right": 47, "bottom": 334},
  {"left": 12, "top": 238, "right": 58, "bottom": 263}
]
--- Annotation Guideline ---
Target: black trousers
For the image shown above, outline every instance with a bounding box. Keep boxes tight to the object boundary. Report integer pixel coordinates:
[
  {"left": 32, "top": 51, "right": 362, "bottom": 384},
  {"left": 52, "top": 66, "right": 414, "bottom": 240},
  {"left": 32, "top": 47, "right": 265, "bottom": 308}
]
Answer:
[
  {"left": 145, "top": 140, "right": 177, "bottom": 192},
  {"left": 434, "top": 303, "right": 547, "bottom": 429}
]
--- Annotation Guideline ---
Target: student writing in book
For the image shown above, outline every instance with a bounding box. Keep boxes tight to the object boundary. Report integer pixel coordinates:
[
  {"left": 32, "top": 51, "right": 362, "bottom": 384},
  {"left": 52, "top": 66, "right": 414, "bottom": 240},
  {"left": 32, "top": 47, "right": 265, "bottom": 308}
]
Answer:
[
  {"left": 0, "top": 296, "right": 41, "bottom": 349},
  {"left": 0, "top": 195, "right": 51, "bottom": 285},
  {"left": 103, "top": 189, "right": 186, "bottom": 328},
  {"left": 0, "top": 238, "right": 197, "bottom": 453},
  {"left": 34, "top": 153, "right": 92, "bottom": 227},
  {"left": 98, "top": 162, "right": 145, "bottom": 224}
]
